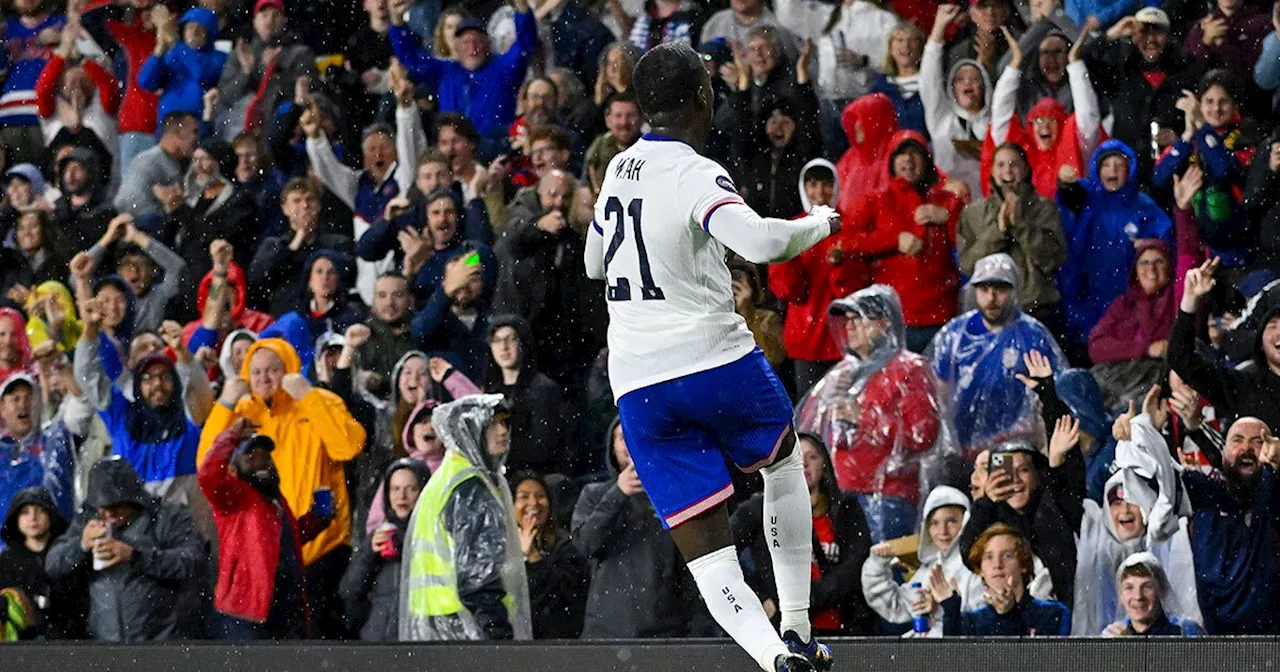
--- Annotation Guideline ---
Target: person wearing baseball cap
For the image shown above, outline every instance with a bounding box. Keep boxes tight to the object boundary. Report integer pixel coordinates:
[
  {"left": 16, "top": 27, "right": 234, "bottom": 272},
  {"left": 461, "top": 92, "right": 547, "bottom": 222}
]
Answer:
[
  {"left": 929, "top": 252, "right": 1066, "bottom": 456},
  {"left": 1084, "top": 5, "right": 1202, "bottom": 190}
]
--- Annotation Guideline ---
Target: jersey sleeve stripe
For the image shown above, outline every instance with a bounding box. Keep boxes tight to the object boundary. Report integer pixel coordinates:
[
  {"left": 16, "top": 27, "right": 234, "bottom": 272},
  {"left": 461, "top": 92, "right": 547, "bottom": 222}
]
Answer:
[
  {"left": 701, "top": 198, "right": 745, "bottom": 233},
  {"left": 591, "top": 219, "right": 604, "bottom": 235}
]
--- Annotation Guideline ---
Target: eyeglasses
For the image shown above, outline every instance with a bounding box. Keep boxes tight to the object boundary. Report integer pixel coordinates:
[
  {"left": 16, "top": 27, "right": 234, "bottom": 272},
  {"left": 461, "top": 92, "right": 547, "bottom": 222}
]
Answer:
[{"left": 139, "top": 372, "right": 173, "bottom": 383}]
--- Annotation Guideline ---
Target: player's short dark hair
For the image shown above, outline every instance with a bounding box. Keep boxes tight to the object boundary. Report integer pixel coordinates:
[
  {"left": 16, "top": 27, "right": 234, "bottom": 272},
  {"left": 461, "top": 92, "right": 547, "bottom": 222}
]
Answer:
[
  {"left": 436, "top": 113, "right": 479, "bottom": 145},
  {"left": 633, "top": 42, "right": 706, "bottom": 127}
]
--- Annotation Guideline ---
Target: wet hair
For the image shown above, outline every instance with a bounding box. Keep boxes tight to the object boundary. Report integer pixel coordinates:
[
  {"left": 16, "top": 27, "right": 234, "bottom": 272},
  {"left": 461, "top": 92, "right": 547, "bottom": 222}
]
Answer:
[
  {"left": 968, "top": 522, "right": 1034, "bottom": 584},
  {"left": 633, "top": 42, "right": 708, "bottom": 128},
  {"left": 1119, "top": 561, "right": 1155, "bottom": 583},
  {"left": 280, "top": 177, "right": 320, "bottom": 204},
  {"left": 231, "top": 131, "right": 274, "bottom": 173},
  {"left": 436, "top": 112, "right": 480, "bottom": 145},
  {"left": 522, "top": 76, "right": 560, "bottom": 104},
  {"left": 416, "top": 147, "right": 450, "bottom": 169},
  {"left": 529, "top": 125, "right": 571, "bottom": 151},
  {"left": 1197, "top": 69, "right": 1240, "bottom": 103},
  {"left": 424, "top": 187, "right": 458, "bottom": 209},
  {"left": 362, "top": 122, "right": 395, "bottom": 143}
]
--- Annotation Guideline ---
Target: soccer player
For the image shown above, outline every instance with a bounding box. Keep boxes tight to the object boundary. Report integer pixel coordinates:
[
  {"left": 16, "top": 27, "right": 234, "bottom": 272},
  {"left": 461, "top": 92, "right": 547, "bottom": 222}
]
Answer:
[{"left": 585, "top": 43, "right": 841, "bottom": 672}]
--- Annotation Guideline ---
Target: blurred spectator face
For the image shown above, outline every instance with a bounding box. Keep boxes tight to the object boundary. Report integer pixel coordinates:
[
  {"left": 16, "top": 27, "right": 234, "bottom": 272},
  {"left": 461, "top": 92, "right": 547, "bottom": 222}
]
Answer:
[
  {"left": 233, "top": 141, "right": 261, "bottom": 183},
  {"left": 928, "top": 505, "right": 965, "bottom": 554},
  {"left": 373, "top": 275, "right": 411, "bottom": 323},
  {"left": 523, "top": 80, "right": 558, "bottom": 126},
  {"left": 411, "top": 416, "right": 442, "bottom": 456},
  {"left": 229, "top": 336, "right": 254, "bottom": 373},
  {"left": 1262, "top": 316, "right": 1280, "bottom": 369},
  {"left": 538, "top": 171, "right": 573, "bottom": 214},
  {"left": 605, "top": 46, "right": 632, "bottom": 89},
  {"left": 1134, "top": 24, "right": 1167, "bottom": 63},
  {"left": 308, "top": 257, "right": 339, "bottom": 299},
  {"left": 765, "top": 110, "right": 796, "bottom": 149},
  {"left": 61, "top": 159, "right": 90, "bottom": 196},
  {"left": 891, "top": 147, "right": 925, "bottom": 184},
  {"left": 976, "top": 283, "right": 1014, "bottom": 325},
  {"left": 397, "top": 355, "right": 428, "bottom": 405},
  {"left": 0, "top": 382, "right": 34, "bottom": 438},
  {"left": 283, "top": 187, "right": 320, "bottom": 230},
  {"left": 201, "top": 0, "right": 228, "bottom": 13},
  {"left": 253, "top": 6, "right": 285, "bottom": 41},
  {"left": 249, "top": 348, "right": 286, "bottom": 398},
  {"left": 1004, "top": 453, "right": 1037, "bottom": 510},
  {"left": 128, "top": 333, "right": 164, "bottom": 369},
  {"left": 843, "top": 313, "right": 889, "bottom": 357},
  {"left": 1223, "top": 417, "right": 1267, "bottom": 484},
  {"left": 60, "top": 66, "right": 94, "bottom": 107},
  {"left": 96, "top": 284, "right": 128, "bottom": 330},
  {"left": 363, "top": 131, "right": 396, "bottom": 177},
  {"left": 1108, "top": 491, "right": 1144, "bottom": 541},
  {"left": 15, "top": 212, "right": 44, "bottom": 253},
  {"left": 1028, "top": 0, "right": 1058, "bottom": 17},
  {"left": 1217, "top": 0, "right": 1242, "bottom": 13},
  {"left": 97, "top": 502, "right": 140, "bottom": 529},
  {"left": 731, "top": 0, "right": 763, "bottom": 16},
  {"left": 969, "top": 0, "right": 1007, "bottom": 32},
  {"left": 514, "top": 478, "right": 550, "bottom": 528},
  {"left": 6, "top": 177, "right": 34, "bottom": 208},
  {"left": 746, "top": 35, "right": 777, "bottom": 79},
  {"left": 456, "top": 31, "right": 490, "bottom": 72},
  {"left": 192, "top": 148, "right": 221, "bottom": 184},
  {"left": 992, "top": 146, "right": 1028, "bottom": 187},
  {"left": 612, "top": 423, "right": 631, "bottom": 470},
  {"left": 388, "top": 467, "right": 423, "bottom": 519},
  {"left": 1030, "top": 115, "right": 1059, "bottom": 151},
  {"left": 971, "top": 451, "right": 989, "bottom": 499},
  {"left": 952, "top": 64, "right": 985, "bottom": 112},
  {"left": 1120, "top": 570, "right": 1162, "bottom": 626},
  {"left": 889, "top": 29, "right": 923, "bottom": 73},
  {"left": 17, "top": 504, "right": 50, "bottom": 541},
  {"left": 183, "top": 21, "right": 209, "bottom": 49},
  {"left": 316, "top": 344, "right": 342, "bottom": 381},
  {"left": 138, "top": 360, "right": 175, "bottom": 408},
  {"left": 1037, "top": 35, "right": 1068, "bottom": 85},
  {"left": 1199, "top": 84, "right": 1236, "bottom": 130},
  {"left": 118, "top": 252, "right": 158, "bottom": 297},
  {"left": 425, "top": 195, "right": 459, "bottom": 247},
  {"left": 439, "top": 13, "right": 463, "bottom": 57},
  {"left": 167, "top": 117, "right": 200, "bottom": 159},
  {"left": 416, "top": 159, "right": 451, "bottom": 196},
  {"left": 606, "top": 100, "right": 641, "bottom": 145},
  {"left": 979, "top": 532, "right": 1026, "bottom": 593},
  {"left": 233, "top": 444, "right": 280, "bottom": 496},
  {"left": 803, "top": 178, "right": 834, "bottom": 207},
  {"left": 800, "top": 436, "right": 824, "bottom": 492},
  {"left": 1135, "top": 248, "right": 1170, "bottom": 295},
  {"left": 452, "top": 267, "right": 483, "bottom": 307},
  {"left": 530, "top": 138, "right": 569, "bottom": 176},
  {"left": 12, "top": 0, "right": 39, "bottom": 16},
  {"left": 437, "top": 125, "right": 476, "bottom": 170},
  {"left": 364, "top": 0, "right": 389, "bottom": 26},
  {"left": 489, "top": 325, "right": 521, "bottom": 370},
  {"left": 485, "top": 418, "right": 510, "bottom": 457},
  {"left": 1098, "top": 154, "right": 1129, "bottom": 192}
]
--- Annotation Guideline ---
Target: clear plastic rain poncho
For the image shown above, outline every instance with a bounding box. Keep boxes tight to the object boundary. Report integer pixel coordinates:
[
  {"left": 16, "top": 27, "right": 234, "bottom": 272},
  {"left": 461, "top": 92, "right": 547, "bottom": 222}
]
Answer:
[
  {"left": 1110, "top": 552, "right": 1203, "bottom": 635},
  {"left": 399, "top": 394, "right": 532, "bottom": 641},
  {"left": 926, "top": 253, "right": 1066, "bottom": 456},
  {"left": 795, "top": 285, "right": 958, "bottom": 541},
  {"left": 1072, "top": 413, "right": 1200, "bottom": 636}
]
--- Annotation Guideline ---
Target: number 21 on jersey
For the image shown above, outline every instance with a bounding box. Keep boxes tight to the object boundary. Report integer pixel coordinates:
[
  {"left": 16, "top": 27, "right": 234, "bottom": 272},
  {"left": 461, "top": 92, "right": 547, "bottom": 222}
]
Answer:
[{"left": 601, "top": 196, "right": 666, "bottom": 302}]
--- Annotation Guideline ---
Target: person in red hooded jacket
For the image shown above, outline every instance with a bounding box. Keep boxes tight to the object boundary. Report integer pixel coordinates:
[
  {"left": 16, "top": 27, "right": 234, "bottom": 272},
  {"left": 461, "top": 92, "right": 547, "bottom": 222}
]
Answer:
[
  {"left": 770, "top": 159, "right": 870, "bottom": 396},
  {"left": 844, "top": 130, "right": 963, "bottom": 353},
  {"left": 981, "top": 23, "right": 1103, "bottom": 199},
  {"left": 834, "top": 93, "right": 898, "bottom": 219},
  {"left": 183, "top": 240, "right": 274, "bottom": 372}
]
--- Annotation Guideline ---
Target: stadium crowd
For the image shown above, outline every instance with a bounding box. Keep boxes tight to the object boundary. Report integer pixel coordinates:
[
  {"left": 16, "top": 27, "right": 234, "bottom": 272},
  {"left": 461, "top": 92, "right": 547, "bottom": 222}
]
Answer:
[{"left": 0, "top": 0, "right": 1279, "bottom": 644}]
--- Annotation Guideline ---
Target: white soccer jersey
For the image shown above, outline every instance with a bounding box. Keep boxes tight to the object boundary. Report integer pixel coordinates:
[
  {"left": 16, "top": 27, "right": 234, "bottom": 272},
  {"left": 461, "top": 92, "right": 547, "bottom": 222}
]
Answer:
[{"left": 586, "top": 135, "right": 834, "bottom": 398}]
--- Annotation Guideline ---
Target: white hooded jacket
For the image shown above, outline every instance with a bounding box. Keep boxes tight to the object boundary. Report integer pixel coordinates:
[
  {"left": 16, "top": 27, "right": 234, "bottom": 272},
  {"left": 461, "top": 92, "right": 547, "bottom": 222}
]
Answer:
[{"left": 920, "top": 42, "right": 991, "bottom": 196}]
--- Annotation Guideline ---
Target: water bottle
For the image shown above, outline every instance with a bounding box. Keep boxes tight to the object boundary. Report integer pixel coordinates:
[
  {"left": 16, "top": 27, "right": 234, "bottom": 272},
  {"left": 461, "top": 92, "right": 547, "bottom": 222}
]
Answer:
[
  {"left": 91, "top": 522, "right": 113, "bottom": 571},
  {"left": 909, "top": 582, "right": 930, "bottom": 634}
]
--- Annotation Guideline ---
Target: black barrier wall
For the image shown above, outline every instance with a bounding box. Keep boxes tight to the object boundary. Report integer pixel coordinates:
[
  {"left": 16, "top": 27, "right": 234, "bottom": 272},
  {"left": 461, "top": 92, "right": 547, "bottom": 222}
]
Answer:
[{"left": 6, "top": 638, "right": 1280, "bottom": 672}]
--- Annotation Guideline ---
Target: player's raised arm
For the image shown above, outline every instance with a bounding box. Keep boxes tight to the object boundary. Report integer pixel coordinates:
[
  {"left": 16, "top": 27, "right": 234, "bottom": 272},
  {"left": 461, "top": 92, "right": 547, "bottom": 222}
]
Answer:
[{"left": 690, "top": 164, "right": 840, "bottom": 264}]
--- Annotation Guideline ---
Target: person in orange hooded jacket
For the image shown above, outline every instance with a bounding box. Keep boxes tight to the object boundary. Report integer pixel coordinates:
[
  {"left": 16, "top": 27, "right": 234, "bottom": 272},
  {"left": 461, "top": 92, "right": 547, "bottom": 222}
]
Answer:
[
  {"left": 196, "top": 337, "right": 366, "bottom": 638},
  {"left": 843, "top": 131, "right": 963, "bottom": 353}
]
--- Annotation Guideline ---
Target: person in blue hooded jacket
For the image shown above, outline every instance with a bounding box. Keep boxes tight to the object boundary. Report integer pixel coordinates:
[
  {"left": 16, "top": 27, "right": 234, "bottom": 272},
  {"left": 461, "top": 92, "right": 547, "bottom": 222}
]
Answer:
[
  {"left": 1055, "top": 139, "right": 1173, "bottom": 358},
  {"left": 278, "top": 250, "right": 366, "bottom": 347},
  {"left": 137, "top": 7, "right": 227, "bottom": 131},
  {"left": 0, "top": 374, "right": 75, "bottom": 546}
]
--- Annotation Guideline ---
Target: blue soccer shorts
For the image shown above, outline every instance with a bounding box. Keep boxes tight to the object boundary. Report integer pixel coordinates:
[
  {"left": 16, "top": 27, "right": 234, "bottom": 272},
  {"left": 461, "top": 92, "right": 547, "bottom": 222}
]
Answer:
[{"left": 616, "top": 349, "right": 793, "bottom": 529}]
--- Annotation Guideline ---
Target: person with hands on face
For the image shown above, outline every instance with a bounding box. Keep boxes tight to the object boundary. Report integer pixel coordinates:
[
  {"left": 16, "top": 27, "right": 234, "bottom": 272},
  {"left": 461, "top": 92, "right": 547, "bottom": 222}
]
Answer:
[
  {"left": 182, "top": 239, "right": 275, "bottom": 368},
  {"left": 411, "top": 248, "right": 493, "bottom": 382},
  {"left": 196, "top": 337, "right": 367, "bottom": 637},
  {"left": 511, "top": 471, "right": 589, "bottom": 639},
  {"left": 114, "top": 111, "right": 199, "bottom": 220},
  {"left": 249, "top": 179, "right": 355, "bottom": 316},
  {"left": 45, "top": 455, "right": 204, "bottom": 641},
  {"left": 82, "top": 213, "right": 187, "bottom": 334},
  {"left": 934, "top": 522, "right": 1070, "bottom": 636}
]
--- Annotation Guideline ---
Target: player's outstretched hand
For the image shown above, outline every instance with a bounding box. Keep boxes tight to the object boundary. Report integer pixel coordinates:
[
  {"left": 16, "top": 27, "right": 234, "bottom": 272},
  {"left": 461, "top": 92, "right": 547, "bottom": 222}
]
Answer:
[{"left": 811, "top": 205, "right": 841, "bottom": 235}]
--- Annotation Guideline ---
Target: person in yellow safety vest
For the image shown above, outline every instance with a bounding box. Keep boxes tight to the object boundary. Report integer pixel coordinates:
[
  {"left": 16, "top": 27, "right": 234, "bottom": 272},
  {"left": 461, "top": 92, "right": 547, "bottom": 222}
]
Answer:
[{"left": 398, "top": 394, "right": 532, "bottom": 641}]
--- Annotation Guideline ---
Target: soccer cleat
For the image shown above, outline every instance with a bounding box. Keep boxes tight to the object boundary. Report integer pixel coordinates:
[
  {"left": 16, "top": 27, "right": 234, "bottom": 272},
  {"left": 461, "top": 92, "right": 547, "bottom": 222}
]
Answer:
[
  {"left": 773, "top": 653, "right": 817, "bottom": 672},
  {"left": 782, "top": 630, "right": 833, "bottom": 672}
]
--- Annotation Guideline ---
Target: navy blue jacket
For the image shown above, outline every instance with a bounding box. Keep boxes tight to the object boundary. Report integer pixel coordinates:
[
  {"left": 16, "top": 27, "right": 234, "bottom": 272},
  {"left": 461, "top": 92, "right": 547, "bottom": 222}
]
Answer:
[
  {"left": 355, "top": 192, "right": 493, "bottom": 268},
  {"left": 410, "top": 288, "right": 490, "bottom": 382},
  {"left": 1185, "top": 466, "right": 1280, "bottom": 635},
  {"left": 942, "top": 592, "right": 1071, "bottom": 636},
  {"left": 547, "top": 2, "right": 614, "bottom": 91}
]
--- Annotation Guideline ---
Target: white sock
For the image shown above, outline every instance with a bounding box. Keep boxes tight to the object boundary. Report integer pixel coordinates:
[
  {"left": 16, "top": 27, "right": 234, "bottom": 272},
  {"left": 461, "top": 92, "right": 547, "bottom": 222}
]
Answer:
[
  {"left": 688, "top": 546, "right": 791, "bottom": 671},
  {"left": 761, "top": 445, "right": 813, "bottom": 643}
]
